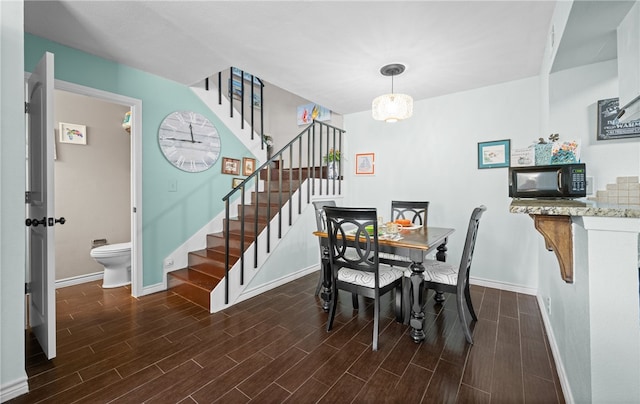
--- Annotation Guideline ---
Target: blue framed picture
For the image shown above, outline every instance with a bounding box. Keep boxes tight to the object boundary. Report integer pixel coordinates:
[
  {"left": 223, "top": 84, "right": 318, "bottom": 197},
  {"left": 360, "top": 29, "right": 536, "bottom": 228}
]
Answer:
[{"left": 478, "top": 139, "right": 510, "bottom": 169}]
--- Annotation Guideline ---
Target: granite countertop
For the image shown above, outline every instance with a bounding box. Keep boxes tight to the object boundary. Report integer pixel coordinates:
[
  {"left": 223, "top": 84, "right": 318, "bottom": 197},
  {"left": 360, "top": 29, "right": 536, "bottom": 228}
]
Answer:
[{"left": 509, "top": 199, "right": 640, "bottom": 218}]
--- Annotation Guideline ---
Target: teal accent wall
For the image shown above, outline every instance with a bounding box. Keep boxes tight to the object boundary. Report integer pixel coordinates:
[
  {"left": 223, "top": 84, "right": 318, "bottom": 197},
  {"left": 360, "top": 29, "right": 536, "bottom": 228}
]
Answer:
[{"left": 25, "top": 34, "right": 251, "bottom": 287}]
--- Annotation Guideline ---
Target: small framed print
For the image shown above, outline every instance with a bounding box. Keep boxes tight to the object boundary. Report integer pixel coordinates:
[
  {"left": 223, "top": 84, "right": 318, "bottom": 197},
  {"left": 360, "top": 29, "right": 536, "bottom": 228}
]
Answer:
[
  {"left": 59, "top": 122, "right": 87, "bottom": 145},
  {"left": 478, "top": 139, "right": 510, "bottom": 169},
  {"left": 355, "top": 153, "right": 375, "bottom": 175},
  {"left": 232, "top": 177, "right": 244, "bottom": 188},
  {"left": 221, "top": 157, "right": 240, "bottom": 175},
  {"left": 242, "top": 157, "right": 256, "bottom": 176}
]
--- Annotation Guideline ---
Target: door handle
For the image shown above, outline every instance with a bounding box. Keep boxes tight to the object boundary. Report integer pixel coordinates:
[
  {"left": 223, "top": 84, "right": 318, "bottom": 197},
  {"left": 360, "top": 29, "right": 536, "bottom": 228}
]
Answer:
[
  {"left": 25, "top": 217, "right": 47, "bottom": 227},
  {"left": 47, "top": 217, "right": 66, "bottom": 226},
  {"left": 25, "top": 217, "right": 65, "bottom": 227}
]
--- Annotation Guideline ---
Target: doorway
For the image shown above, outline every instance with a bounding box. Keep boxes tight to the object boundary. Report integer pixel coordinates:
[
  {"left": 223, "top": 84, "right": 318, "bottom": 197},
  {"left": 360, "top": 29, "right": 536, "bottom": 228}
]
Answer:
[{"left": 54, "top": 80, "right": 143, "bottom": 297}]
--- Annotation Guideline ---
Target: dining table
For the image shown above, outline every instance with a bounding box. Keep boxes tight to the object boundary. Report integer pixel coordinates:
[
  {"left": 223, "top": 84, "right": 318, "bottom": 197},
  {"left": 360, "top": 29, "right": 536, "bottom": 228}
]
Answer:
[{"left": 313, "top": 225, "right": 455, "bottom": 343}]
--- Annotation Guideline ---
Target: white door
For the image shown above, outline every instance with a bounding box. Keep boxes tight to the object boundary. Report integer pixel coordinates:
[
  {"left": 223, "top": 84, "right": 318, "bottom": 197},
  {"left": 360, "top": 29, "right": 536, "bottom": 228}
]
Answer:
[{"left": 27, "top": 52, "right": 56, "bottom": 359}]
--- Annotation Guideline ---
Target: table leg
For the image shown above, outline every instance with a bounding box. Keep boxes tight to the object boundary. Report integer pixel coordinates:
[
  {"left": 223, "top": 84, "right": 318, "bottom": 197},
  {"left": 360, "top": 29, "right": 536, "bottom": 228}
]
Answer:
[
  {"left": 409, "top": 261, "right": 426, "bottom": 342},
  {"left": 434, "top": 238, "right": 448, "bottom": 303}
]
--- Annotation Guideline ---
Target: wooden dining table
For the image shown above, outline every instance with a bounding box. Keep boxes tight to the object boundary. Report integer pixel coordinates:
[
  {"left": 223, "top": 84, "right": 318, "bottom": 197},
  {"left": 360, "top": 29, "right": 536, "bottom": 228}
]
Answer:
[{"left": 313, "top": 226, "right": 455, "bottom": 343}]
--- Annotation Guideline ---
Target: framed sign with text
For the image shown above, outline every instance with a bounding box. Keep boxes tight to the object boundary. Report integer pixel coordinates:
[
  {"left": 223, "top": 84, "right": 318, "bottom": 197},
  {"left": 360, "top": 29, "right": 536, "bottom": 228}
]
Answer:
[{"left": 597, "top": 98, "right": 640, "bottom": 140}]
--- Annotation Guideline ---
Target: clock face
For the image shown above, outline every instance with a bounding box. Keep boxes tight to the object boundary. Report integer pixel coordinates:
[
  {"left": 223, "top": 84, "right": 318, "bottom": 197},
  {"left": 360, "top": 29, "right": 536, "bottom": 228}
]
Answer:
[{"left": 158, "top": 111, "right": 221, "bottom": 173}]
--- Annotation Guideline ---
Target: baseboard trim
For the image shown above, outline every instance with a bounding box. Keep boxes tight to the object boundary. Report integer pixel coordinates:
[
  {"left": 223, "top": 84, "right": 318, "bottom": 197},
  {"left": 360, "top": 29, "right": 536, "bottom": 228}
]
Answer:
[
  {"left": 536, "top": 295, "right": 574, "bottom": 404},
  {"left": 141, "top": 283, "right": 165, "bottom": 296},
  {"left": 236, "top": 265, "right": 320, "bottom": 304},
  {"left": 470, "top": 276, "right": 537, "bottom": 296},
  {"left": 55, "top": 272, "right": 103, "bottom": 289},
  {"left": 1, "top": 375, "right": 29, "bottom": 402}
]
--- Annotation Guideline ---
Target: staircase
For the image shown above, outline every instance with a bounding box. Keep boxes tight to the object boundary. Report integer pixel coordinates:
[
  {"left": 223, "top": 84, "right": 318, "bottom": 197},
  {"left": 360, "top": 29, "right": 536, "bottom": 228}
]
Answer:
[
  {"left": 167, "top": 162, "right": 324, "bottom": 311},
  {"left": 169, "top": 68, "right": 345, "bottom": 311}
]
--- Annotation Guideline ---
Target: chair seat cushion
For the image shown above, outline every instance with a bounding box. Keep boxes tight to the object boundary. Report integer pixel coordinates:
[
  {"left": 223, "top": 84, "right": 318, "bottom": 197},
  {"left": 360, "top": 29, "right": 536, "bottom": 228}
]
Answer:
[
  {"left": 403, "top": 259, "right": 458, "bottom": 286},
  {"left": 338, "top": 265, "right": 404, "bottom": 288}
]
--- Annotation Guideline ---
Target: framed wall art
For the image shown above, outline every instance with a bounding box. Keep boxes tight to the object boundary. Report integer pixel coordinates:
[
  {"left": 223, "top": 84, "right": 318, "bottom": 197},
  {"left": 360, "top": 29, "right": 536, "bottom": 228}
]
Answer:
[
  {"left": 242, "top": 157, "right": 256, "bottom": 176},
  {"left": 221, "top": 157, "right": 240, "bottom": 175},
  {"left": 59, "top": 122, "right": 87, "bottom": 145},
  {"left": 355, "top": 153, "right": 375, "bottom": 175},
  {"left": 478, "top": 139, "right": 510, "bottom": 169},
  {"left": 232, "top": 177, "right": 244, "bottom": 188},
  {"left": 297, "top": 103, "right": 331, "bottom": 125},
  {"left": 597, "top": 97, "right": 640, "bottom": 140}
]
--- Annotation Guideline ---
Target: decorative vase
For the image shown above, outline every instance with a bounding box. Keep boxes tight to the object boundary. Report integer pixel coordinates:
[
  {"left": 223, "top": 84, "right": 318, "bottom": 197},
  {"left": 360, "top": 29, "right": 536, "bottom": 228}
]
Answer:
[
  {"left": 327, "top": 161, "right": 337, "bottom": 179},
  {"left": 535, "top": 143, "right": 553, "bottom": 166}
]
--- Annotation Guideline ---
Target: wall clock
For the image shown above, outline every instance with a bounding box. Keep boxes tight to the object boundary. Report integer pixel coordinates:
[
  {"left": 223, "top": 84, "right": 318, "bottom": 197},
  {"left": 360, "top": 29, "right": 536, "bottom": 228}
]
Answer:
[{"left": 158, "top": 111, "right": 221, "bottom": 173}]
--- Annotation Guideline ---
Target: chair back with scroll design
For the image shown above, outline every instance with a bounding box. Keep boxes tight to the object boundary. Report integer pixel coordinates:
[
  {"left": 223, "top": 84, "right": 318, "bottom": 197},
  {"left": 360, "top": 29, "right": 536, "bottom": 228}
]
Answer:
[
  {"left": 391, "top": 200, "right": 429, "bottom": 228},
  {"left": 324, "top": 207, "right": 404, "bottom": 351}
]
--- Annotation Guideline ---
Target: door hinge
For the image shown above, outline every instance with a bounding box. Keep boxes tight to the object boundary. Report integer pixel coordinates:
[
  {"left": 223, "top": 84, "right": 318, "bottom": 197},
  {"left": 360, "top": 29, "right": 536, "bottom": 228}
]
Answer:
[
  {"left": 25, "top": 191, "right": 31, "bottom": 204},
  {"left": 25, "top": 102, "right": 30, "bottom": 114},
  {"left": 25, "top": 282, "right": 31, "bottom": 294}
]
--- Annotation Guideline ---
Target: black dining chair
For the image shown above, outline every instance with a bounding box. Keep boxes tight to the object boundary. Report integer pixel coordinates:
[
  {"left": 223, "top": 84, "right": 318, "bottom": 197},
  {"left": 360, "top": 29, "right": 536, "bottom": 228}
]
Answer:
[
  {"left": 405, "top": 205, "right": 486, "bottom": 344},
  {"left": 312, "top": 200, "right": 336, "bottom": 297},
  {"left": 379, "top": 201, "right": 430, "bottom": 267},
  {"left": 324, "top": 207, "right": 404, "bottom": 351},
  {"left": 313, "top": 201, "right": 359, "bottom": 311},
  {"left": 391, "top": 200, "right": 429, "bottom": 229}
]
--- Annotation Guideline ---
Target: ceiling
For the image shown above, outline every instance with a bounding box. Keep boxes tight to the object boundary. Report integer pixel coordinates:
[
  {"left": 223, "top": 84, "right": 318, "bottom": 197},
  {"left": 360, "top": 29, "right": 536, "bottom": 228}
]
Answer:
[{"left": 22, "top": 1, "right": 630, "bottom": 116}]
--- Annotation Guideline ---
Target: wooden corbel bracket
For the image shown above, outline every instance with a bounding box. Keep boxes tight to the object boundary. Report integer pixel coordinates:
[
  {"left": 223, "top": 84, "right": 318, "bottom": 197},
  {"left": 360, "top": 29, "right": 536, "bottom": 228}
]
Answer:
[{"left": 530, "top": 214, "right": 573, "bottom": 283}]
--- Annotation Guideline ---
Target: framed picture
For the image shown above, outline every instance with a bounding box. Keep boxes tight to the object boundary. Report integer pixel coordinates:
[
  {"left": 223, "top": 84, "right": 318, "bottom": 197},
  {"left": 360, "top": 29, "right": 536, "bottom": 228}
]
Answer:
[
  {"left": 242, "top": 157, "right": 256, "bottom": 176},
  {"left": 228, "top": 78, "right": 242, "bottom": 100},
  {"left": 232, "top": 177, "right": 244, "bottom": 188},
  {"left": 221, "top": 157, "right": 240, "bottom": 175},
  {"left": 59, "top": 122, "right": 87, "bottom": 145},
  {"left": 597, "top": 97, "right": 640, "bottom": 140},
  {"left": 297, "top": 103, "right": 331, "bottom": 125},
  {"left": 478, "top": 139, "right": 510, "bottom": 169},
  {"left": 355, "top": 153, "right": 375, "bottom": 175}
]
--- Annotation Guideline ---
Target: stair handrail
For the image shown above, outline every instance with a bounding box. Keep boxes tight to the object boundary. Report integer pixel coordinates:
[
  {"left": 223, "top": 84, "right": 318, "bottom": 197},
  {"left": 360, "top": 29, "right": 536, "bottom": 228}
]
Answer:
[{"left": 221, "top": 120, "right": 345, "bottom": 304}]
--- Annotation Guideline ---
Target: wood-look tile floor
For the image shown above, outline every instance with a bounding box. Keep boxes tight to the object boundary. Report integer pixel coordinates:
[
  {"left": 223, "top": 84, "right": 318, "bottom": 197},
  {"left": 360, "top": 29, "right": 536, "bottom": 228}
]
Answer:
[{"left": 12, "top": 273, "right": 565, "bottom": 403}]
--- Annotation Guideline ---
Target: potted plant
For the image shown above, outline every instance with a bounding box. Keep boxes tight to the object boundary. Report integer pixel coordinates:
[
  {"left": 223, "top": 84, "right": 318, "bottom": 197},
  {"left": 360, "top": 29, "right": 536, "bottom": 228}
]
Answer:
[{"left": 323, "top": 148, "right": 341, "bottom": 163}]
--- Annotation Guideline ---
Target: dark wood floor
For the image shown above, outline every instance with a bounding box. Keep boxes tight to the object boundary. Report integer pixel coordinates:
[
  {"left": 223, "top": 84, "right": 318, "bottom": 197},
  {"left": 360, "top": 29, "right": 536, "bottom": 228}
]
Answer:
[{"left": 12, "top": 272, "right": 565, "bottom": 403}]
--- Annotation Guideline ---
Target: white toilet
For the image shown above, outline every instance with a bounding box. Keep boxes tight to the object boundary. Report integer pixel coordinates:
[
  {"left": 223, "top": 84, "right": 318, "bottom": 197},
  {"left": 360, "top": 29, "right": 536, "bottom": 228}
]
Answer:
[{"left": 90, "top": 242, "right": 132, "bottom": 288}]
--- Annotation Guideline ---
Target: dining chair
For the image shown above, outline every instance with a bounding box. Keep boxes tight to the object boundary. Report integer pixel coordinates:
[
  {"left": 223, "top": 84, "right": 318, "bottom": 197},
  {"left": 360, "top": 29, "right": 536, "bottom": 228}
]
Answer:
[
  {"left": 312, "top": 200, "right": 336, "bottom": 296},
  {"left": 324, "top": 206, "right": 405, "bottom": 351},
  {"left": 405, "top": 205, "right": 486, "bottom": 344},
  {"left": 391, "top": 200, "right": 429, "bottom": 228},
  {"left": 379, "top": 201, "right": 430, "bottom": 267}
]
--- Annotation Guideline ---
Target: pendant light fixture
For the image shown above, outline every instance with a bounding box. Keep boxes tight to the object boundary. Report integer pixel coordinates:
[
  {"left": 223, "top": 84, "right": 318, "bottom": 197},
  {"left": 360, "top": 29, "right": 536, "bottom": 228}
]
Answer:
[{"left": 372, "top": 63, "right": 413, "bottom": 123}]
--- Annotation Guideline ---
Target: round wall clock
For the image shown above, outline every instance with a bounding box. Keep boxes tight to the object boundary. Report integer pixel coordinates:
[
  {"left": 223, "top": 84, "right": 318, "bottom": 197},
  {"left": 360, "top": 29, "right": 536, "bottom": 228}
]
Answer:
[{"left": 158, "top": 111, "right": 221, "bottom": 173}]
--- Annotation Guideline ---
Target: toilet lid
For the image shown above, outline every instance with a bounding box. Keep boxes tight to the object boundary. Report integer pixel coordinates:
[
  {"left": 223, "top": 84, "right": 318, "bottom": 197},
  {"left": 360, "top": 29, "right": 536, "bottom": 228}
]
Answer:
[{"left": 91, "top": 242, "right": 131, "bottom": 255}]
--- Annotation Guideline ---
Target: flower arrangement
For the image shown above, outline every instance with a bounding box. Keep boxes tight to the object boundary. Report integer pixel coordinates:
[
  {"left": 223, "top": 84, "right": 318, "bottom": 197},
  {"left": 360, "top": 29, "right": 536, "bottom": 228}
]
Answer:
[
  {"left": 323, "top": 148, "right": 341, "bottom": 163},
  {"left": 262, "top": 134, "right": 273, "bottom": 149},
  {"left": 536, "top": 133, "right": 559, "bottom": 144}
]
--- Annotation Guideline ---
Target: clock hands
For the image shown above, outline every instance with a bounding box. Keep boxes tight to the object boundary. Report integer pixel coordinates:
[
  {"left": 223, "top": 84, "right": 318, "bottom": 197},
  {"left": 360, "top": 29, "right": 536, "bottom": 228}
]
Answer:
[
  {"left": 163, "top": 137, "right": 202, "bottom": 143},
  {"left": 164, "top": 123, "right": 203, "bottom": 144},
  {"left": 189, "top": 123, "right": 196, "bottom": 143}
]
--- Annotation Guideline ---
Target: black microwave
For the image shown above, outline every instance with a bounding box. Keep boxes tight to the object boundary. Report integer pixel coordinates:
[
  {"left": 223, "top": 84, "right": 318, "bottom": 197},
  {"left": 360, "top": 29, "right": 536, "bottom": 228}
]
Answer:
[{"left": 509, "top": 163, "right": 586, "bottom": 199}]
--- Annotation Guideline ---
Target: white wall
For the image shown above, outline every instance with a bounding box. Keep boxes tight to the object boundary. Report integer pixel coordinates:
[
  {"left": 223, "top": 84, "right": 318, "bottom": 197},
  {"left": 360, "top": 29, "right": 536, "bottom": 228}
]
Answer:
[
  {"left": 550, "top": 59, "right": 640, "bottom": 189},
  {"left": 543, "top": 59, "right": 640, "bottom": 403},
  {"left": 0, "top": 1, "right": 28, "bottom": 401},
  {"left": 344, "top": 76, "right": 543, "bottom": 292}
]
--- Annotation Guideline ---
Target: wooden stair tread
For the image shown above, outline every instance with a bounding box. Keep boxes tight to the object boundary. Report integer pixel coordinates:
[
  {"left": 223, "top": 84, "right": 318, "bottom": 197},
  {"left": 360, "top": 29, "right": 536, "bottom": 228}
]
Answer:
[
  {"left": 168, "top": 268, "right": 221, "bottom": 290},
  {"left": 169, "top": 161, "right": 309, "bottom": 312}
]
